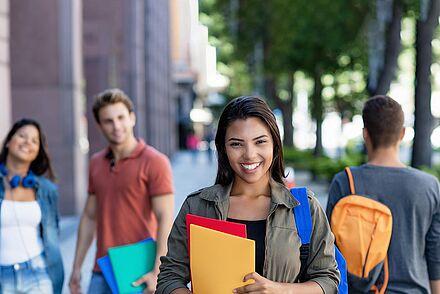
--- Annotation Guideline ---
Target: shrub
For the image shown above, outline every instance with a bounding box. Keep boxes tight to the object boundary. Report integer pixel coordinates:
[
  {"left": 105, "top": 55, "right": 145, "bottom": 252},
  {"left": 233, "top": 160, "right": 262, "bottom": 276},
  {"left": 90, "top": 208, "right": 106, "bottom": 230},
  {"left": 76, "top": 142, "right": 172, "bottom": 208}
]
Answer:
[{"left": 283, "top": 147, "right": 364, "bottom": 182}]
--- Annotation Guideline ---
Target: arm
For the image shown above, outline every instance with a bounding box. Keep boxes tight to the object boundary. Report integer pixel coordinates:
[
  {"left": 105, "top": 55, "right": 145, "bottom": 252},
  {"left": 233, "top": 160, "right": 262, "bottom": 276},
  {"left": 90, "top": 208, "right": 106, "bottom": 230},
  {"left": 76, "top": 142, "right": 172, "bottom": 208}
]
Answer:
[
  {"left": 427, "top": 182, "right": 440, "bottom": 293},
  {"left": 51, "top": 187, "right": 61, "bottom": 234},
  {"left": 133, "top": 194, "right": 174, "bottom": 293},
  {"left": 431, "top": 280, "right": 440, "bottom": 294},
  {"left": 69, "top": 194, "right": 97, "bottom": 294},
  {"left": 304, "top": 193, "right": 340, "bottom": 293},
  {"left": 156, "top": 199, "right": 192, "bottom": 294},
  {"left": 152, "top": 194, "right": 175, "bottom": 274}
]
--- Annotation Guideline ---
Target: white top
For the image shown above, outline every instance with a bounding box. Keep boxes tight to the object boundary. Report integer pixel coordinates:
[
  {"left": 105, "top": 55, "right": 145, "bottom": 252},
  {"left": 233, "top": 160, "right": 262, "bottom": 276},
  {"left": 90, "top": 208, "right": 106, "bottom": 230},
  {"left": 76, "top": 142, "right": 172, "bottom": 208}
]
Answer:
[{"left": 0, "top": 200, "right": 44, "bottom": 265}]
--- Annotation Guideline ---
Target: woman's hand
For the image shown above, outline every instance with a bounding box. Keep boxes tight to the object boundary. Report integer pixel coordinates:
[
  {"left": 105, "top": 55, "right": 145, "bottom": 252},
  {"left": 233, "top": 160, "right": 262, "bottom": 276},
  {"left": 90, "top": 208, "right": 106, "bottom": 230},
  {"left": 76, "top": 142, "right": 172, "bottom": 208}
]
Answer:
[{"left": 233, "top": 272, "right": 284, "bottom": 294}]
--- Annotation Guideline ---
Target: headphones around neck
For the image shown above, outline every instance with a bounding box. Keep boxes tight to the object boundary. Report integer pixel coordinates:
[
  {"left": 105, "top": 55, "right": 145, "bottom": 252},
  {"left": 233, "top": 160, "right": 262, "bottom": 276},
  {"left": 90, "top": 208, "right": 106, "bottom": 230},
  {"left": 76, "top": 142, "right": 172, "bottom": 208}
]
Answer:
[{"left": 0, "top": 163, "right": 37, "bottom": 189}]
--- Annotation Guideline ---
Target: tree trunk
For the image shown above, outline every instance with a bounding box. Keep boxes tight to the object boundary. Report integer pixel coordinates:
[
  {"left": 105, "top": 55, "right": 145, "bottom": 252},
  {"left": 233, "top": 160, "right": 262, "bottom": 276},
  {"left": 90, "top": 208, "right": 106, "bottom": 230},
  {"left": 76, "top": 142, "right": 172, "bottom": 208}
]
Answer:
[
  {"left": 312, "top": 68, "right": 324, "bottom": 156},
  {"left": 282, "top": 73, "right": 294, "bottom": 147},
  {"left": 367, "top": 1, "right": 403, "bottom": 96},
  {"left": 411, "top": 0, "right": 439, "bottom": 168},
  {"left": 265, "top": 75, "right": 294, "bottom": 147}
]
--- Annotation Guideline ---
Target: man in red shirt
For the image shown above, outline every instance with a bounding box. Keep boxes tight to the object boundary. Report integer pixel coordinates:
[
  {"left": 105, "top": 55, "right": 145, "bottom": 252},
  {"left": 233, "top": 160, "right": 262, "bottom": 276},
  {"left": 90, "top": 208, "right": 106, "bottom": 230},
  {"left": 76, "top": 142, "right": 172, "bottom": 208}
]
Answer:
[{"left": 69, "top": 89, "right": 174, "bottom": 294}]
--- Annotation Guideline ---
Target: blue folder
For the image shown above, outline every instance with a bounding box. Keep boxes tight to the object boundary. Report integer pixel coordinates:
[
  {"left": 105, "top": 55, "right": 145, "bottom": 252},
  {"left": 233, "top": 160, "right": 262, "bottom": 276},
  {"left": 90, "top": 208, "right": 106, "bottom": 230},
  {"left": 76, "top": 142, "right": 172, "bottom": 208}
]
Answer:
[
  {"left": 97, "top": 255, "right": 119, "bottom": 294},
  {"left": 97, "top": 238, "right": 154, "bottom": 294}
]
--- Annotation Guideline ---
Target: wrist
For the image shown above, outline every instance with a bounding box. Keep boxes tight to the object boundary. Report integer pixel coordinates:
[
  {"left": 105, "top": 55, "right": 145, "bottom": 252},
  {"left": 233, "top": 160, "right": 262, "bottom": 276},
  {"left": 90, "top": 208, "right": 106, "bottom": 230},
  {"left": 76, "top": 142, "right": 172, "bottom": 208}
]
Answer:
[
  {"left": 152, "top": 268, "right": 160, "bottom": 276},
  {"left": 279, "top": 282, "right": 299, "bottom": 294},
  {"left": 72, "top": 264, "right": 81, "bottom": 273}
]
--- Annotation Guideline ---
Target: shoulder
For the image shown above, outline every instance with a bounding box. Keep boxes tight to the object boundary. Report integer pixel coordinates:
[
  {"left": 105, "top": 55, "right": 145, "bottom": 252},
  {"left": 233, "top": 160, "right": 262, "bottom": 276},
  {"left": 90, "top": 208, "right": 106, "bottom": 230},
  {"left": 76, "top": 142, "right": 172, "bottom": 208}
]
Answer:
[
  {"left": 291, "top": 188, "right": 323, "bottom": 214},
  {"left": 142, "top": 145, "right": 171, "bottom": 164},
  {"left": 184, "top": 185, "right": 223, "bottom": 205},
  {"left": 406, "top": 167, "right": 439, "bottom": 184},
  {"left": 186, "top": 185, "right": 219, "bottom": 200},
  {"left": 329, "top": 168, "right": 351, "bottom": 187},
  {"left": 37, "top": 176, "right": 59, "bottom": 204},
  {"left": 305, "top": 189, "right": 324, "bottom": 214},
  {"left": 173, "top": 185, "right": 220, "bottom": 218},
  {"left": 90, "top": 149, "right": 108, "bottom": 165},
  {"left": 331, "top": 165, "right": 366, "bottom": 180},
  {"left": 37, "top": 176, "right": 58, "bottom": 193}
]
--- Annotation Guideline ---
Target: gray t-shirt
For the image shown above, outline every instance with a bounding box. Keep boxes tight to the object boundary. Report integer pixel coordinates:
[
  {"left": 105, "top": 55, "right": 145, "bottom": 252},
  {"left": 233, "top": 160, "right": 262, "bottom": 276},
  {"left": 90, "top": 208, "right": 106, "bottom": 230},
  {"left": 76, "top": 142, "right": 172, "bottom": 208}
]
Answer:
[{"left": 326, "top": 164, "right": 440, "bottom": 294}]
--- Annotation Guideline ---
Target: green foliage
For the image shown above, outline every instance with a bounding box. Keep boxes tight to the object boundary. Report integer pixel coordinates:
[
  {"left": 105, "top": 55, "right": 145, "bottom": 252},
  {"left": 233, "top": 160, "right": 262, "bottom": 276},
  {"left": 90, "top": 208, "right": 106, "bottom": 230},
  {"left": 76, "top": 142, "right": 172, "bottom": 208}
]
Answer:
[
  {"left": 214, "top": 0, "right": 370, "bottom": 76},
  {"left": 283, "top": 148, "right": 315, "bottom": 170},
  {"left": 420, "top": 165, "right": 440, "bottom": 181},
  {"left": 310, "top": 153, "right": 364, "bottom": 182},
  {"left": 284, "top": 147, "right": 365, "bottom": 181},
  {"left": 203, "top": 0, "right": 372, "bottom": 123}
]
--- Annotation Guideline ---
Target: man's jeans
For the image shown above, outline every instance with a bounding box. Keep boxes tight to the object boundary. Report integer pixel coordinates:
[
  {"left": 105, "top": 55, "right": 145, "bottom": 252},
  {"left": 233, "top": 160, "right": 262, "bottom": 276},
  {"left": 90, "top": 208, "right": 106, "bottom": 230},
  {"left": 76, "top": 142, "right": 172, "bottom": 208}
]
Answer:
[
  {"left": 88, "top": 272, "right": 112, "bottom": 294},
  {"left": 0, "top": 254, "right": 53, "bottom": 294}
]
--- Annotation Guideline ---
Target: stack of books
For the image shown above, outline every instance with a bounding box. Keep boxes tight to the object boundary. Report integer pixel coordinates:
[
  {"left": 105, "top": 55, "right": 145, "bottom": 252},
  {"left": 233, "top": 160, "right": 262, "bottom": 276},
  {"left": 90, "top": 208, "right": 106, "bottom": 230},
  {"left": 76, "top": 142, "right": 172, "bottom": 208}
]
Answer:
[
  {"left": 97, "top": 214, "right": 256, "bottom": 294},
  {"left": 97, "top": 238, "right": 156, "bottom": 294},
  {"left": 187, "top": 214, "right": 255, "bottom": 294}
]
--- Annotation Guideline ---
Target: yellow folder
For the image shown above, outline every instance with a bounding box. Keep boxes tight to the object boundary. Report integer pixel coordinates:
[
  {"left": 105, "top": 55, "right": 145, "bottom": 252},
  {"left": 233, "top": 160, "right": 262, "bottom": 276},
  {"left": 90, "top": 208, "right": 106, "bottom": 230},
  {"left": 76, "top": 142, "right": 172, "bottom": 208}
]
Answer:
[{"left": 189, "top": 224, "right": 255, "bottom": 294}]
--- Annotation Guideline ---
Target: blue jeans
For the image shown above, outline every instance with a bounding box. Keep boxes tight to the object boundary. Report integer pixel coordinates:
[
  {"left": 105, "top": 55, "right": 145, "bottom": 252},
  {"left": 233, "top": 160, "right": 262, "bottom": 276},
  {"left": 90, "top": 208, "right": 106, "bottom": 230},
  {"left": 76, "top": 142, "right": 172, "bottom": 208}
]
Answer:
[
  {"left": 0, "top": 254, "right": 53, "bottom": 294},
  {"left": 88, "top": 272, "right": 112, "bottom": 294}
]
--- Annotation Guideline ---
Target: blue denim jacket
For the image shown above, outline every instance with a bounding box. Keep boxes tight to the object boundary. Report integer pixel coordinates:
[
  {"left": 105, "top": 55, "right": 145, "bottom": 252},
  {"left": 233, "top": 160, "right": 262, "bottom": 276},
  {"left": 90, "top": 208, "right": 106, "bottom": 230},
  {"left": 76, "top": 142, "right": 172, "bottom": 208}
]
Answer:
[{"left": 0, "top": 175, "right": 64, "bottom": 294}]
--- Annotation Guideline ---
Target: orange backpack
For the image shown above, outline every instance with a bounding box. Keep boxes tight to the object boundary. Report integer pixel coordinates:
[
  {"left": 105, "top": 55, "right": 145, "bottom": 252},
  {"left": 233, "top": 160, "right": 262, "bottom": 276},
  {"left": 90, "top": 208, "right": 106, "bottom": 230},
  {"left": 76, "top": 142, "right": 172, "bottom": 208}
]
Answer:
[{"left": 331, "top": 167, "right": 393, "bottom": 293}]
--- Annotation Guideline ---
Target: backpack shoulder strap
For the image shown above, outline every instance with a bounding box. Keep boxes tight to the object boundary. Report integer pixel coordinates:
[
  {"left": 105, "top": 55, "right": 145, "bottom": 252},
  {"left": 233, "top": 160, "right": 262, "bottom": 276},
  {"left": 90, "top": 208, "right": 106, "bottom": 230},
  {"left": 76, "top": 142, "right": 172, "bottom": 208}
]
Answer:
[
  {"left": 291, "top": 187, "right": 349, "bottom": 293},
  {"left": 291, "top": 187, "right": 312, "bottom": 244},
  {"left": 344, "top": 167, "right": 356, "bottom": 194},
  {"left": 290, "top": 187, "right": 312, "bottom": 280}
]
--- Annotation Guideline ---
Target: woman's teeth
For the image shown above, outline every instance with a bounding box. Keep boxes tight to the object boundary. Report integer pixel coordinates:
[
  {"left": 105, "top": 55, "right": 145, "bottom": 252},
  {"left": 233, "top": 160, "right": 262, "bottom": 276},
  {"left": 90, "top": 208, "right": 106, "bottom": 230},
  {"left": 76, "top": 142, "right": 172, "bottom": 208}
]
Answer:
[{"left": 241, "top": 162, "right": 261, "bottom": 170}]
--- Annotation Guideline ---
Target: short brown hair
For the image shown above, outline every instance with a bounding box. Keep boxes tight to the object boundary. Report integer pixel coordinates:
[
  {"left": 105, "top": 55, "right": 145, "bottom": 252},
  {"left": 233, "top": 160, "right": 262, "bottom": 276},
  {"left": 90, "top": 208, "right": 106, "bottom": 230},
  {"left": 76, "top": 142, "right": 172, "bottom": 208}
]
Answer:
[
  {"left": 362, "top": 95, "right": 404, "bottom": 149},
  {"left": 92, "top": 88, "right": 134, "bottom": 123}
]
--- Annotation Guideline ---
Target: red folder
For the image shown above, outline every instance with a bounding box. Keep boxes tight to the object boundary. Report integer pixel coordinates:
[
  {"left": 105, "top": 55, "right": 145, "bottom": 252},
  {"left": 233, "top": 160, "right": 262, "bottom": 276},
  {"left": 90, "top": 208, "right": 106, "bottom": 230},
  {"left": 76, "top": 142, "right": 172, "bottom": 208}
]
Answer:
[
  {"left": 185, "top": 214, "right": 247, "bottom": 254},
  {"left": 186, "top": 214, "right": 248, "bottom": 292}
]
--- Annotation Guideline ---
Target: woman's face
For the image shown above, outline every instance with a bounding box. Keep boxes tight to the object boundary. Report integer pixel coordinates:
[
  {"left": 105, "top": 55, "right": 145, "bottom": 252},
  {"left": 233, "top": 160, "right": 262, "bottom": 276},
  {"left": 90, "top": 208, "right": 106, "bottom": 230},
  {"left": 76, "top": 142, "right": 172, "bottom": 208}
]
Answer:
[
  {"left": 225, "top": 117, "right": 274, "bottom": 185},
  {"left": 7, "top": 125, "right": 40, "bottom": 164}
]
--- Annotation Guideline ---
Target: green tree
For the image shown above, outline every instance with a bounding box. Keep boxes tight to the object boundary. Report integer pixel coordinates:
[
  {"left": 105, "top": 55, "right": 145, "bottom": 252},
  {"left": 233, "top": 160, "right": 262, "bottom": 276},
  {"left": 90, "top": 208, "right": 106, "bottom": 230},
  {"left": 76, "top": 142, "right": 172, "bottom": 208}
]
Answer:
[{"left": 214, "top": 0, "right": 369, "bottom": 153}]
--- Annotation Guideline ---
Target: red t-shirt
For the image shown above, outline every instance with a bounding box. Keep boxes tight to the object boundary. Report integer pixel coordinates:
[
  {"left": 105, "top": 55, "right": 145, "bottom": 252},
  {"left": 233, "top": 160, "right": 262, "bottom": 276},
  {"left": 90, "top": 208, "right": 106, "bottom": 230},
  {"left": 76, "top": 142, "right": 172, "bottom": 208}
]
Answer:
[{"left": 88, "top": 139, "right": 174, "bottom": 271}]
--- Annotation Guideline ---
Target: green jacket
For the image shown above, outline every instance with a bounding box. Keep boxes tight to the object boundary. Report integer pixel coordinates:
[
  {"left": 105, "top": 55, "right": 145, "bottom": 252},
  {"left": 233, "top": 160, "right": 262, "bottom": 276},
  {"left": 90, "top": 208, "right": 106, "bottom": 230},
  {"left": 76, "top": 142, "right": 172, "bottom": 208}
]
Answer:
[{"left": 156, "top": 180, "right": 340, "bottom": 293}]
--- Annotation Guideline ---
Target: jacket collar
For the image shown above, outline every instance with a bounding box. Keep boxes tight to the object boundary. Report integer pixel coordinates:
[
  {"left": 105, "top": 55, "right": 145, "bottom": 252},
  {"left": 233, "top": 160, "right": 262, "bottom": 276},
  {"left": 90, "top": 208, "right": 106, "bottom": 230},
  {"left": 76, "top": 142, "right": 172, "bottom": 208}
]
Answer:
[{"left": 198, "top": 178, "right": 299, "bottom": 209}]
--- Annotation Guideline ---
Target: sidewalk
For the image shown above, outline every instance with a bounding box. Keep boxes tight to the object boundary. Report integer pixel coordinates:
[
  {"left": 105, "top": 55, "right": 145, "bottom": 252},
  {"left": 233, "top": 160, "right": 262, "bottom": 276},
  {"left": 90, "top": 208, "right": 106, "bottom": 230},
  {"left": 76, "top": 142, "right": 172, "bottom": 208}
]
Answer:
[{"left": 59, "top": 151, "right": 329, "bottom": 293}]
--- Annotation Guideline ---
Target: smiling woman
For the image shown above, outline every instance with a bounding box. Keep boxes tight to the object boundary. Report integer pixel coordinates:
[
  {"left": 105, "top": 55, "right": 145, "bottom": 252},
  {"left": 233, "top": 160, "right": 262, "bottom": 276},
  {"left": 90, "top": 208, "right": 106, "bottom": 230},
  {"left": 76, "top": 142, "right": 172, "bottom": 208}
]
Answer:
[
  {"left": 157, "top": 96, "right": 340, "bottom": 294},
  {"left": 0, "top": 119, "right": 64, "bottom": 294}
]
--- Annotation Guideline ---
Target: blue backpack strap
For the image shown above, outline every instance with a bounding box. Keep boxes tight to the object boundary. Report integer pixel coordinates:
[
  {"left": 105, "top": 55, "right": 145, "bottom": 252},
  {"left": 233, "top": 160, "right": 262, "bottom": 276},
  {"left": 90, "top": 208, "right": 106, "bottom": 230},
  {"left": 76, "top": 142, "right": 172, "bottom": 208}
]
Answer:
[
  {"left": 291, "top": 187, "right": 348, "bottom": 293},
  {"left": 290, "top": 187, "right": 312, "bottom": 281},
  {"left": 291, "top": 187, "right": 312, "bottom": 244},
  {"left": 335, "top": 247, "right": 348, "bottom": 293}
]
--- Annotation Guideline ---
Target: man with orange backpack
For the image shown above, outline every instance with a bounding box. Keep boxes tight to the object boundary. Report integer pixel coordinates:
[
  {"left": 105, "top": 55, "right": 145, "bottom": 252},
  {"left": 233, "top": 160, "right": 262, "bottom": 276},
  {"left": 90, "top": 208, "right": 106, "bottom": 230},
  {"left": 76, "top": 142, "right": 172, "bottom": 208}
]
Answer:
[{"left": 326, "top": 95, "right": 440, "bottom": 293}]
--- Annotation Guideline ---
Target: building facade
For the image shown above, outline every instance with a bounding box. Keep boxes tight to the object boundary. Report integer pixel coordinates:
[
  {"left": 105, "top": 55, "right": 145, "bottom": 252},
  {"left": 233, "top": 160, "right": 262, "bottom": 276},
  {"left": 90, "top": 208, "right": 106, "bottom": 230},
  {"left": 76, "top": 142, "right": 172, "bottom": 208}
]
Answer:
[
  {"left": 83, "top": 0, "right": 176, "bottom": 156},
  {"left": 0, "top": 0, "right": 221, "bottom": 214},
  {"left": 9, "top": 0, "right": 87, "bottom": 214}
]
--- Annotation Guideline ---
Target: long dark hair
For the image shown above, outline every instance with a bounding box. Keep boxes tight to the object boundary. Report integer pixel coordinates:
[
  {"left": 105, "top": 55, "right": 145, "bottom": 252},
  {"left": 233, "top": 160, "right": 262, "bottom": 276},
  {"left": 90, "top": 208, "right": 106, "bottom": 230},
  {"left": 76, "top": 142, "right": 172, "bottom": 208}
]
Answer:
[
  {"left": 215, "top": 96, "right": 285, "bottom": 185},
  {"left": 0, "top": 119, "right": 55, "bottom": 180}
]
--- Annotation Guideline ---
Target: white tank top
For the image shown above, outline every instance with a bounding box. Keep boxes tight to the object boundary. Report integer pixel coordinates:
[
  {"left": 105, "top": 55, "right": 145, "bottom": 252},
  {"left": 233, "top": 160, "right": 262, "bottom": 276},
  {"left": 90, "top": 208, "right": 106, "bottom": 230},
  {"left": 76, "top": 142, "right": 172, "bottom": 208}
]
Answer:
[{"left": 0, "top": 200, "right": 44, "bottom": 265}]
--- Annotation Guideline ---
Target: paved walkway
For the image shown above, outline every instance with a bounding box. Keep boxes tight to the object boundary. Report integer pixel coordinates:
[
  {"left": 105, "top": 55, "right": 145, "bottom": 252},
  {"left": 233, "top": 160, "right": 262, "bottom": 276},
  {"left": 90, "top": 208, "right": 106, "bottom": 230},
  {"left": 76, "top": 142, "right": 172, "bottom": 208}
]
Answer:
[{"left": 59, "top": 151, "right": 329, "bottom": 293}]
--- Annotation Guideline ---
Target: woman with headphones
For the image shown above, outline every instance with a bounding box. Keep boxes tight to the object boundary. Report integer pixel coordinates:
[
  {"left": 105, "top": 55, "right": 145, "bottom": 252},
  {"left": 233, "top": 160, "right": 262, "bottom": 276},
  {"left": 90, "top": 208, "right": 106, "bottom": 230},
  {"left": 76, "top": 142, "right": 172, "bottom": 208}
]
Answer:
[{"left": 0, "top": 119, "right": 64, "bottom": 294}]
